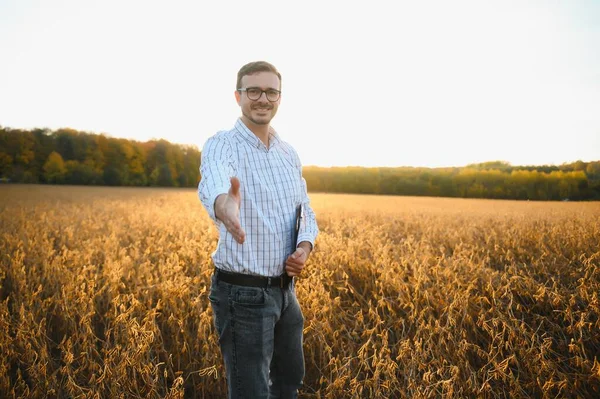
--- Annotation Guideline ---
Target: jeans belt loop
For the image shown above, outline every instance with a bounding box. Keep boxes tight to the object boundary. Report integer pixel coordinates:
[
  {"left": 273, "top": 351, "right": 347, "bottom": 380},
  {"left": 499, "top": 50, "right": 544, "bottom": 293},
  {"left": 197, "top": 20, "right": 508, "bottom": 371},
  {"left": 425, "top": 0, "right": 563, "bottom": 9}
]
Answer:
[{"left": 267, "top": 277, "right": 272, "bottom": 288}]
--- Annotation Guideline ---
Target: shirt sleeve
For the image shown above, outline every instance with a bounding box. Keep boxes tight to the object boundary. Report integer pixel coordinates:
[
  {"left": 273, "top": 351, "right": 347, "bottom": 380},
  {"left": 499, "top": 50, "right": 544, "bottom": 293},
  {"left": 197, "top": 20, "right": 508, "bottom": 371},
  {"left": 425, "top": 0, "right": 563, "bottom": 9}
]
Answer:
[
  {"left": 198, "top": 135, "right": 233, "bottom": 224},
  {"left": 295, "top": 156, "right": 319, "bottom": 249}
]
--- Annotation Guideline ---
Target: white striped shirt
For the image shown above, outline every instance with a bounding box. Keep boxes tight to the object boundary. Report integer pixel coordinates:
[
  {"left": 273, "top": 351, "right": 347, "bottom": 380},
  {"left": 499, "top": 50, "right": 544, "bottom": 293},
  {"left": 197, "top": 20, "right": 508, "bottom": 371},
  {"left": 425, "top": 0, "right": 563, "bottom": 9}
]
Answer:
[{"left": 198, "top": 119, "right": 319, "bottom": 277}]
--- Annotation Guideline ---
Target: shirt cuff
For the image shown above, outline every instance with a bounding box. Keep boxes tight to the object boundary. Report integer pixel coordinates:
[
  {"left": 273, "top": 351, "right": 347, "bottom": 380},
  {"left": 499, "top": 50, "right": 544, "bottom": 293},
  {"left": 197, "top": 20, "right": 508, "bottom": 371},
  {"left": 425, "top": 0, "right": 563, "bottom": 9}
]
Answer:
[
  {"left": 296, "top": 233, "right": 315, "bottom": 250},
  {"left": 207, "top": 187, "right": 229, "bottom": 222}
]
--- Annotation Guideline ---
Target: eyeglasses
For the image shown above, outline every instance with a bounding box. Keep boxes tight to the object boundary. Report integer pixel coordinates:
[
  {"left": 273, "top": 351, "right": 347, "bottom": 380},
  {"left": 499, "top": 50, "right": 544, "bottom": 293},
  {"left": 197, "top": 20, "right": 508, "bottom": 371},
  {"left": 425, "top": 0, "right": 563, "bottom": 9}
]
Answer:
[{"left": 238, "top": 87, "right": 281, "bottom": 102}]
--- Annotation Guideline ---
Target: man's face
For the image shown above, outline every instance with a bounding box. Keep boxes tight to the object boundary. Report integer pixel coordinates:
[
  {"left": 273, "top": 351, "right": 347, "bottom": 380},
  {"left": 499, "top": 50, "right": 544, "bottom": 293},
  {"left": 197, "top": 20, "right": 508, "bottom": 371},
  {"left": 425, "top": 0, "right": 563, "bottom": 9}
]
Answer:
[{"left": 235, "top": 71, "right": 281, "bottom": 126}]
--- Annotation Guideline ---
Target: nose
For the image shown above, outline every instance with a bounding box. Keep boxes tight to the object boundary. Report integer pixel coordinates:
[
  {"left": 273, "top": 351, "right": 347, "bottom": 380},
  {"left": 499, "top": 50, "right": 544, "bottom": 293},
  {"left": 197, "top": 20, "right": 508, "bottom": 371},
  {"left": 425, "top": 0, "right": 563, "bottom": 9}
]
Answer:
[{"left": 257, "top": 91, "right": 269, "bottom": 102}]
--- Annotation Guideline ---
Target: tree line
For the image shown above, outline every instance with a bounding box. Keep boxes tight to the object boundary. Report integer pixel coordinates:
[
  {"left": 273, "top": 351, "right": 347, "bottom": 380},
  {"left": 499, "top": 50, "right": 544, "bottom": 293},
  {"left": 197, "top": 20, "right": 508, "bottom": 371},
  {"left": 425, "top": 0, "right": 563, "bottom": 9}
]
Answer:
[
  {"left": 303, "top": 161, "right": 600, "bottom": 201},
  {"left": 1, "top": 126, "right": 599, "bottom": 200},
  {"left": 0, "top": 126, "right": 200, "bottom": 187}
]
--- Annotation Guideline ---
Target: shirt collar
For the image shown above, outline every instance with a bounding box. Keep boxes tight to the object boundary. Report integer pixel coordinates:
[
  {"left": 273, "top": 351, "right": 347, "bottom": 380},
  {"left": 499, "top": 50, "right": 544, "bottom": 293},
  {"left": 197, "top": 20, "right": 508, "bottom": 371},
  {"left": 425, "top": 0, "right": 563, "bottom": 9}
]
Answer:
[{"left": 235, "top": 118, "right": 281, "bottom": 150}]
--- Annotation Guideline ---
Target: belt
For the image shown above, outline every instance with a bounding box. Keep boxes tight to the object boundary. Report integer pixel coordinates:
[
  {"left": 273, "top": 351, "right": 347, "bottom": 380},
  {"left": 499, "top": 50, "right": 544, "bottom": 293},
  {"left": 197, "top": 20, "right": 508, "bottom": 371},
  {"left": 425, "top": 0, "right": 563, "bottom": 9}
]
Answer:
[{"left": 214, "top": 268, "right": 293, "bottom": 289}]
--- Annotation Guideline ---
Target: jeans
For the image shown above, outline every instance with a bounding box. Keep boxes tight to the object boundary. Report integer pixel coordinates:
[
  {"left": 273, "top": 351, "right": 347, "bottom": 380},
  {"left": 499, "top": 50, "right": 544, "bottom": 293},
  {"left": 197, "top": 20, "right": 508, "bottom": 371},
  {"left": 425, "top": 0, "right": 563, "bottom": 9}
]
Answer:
[{"left": 209, "top": 273, "right": 305, "bottom": 399}]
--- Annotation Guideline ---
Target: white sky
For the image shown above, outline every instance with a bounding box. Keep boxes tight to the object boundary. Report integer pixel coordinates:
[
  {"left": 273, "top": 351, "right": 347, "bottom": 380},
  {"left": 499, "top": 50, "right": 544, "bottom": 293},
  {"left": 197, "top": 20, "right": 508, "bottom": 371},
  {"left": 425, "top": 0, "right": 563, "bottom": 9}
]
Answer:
[{"left": 1, "top": 0, "right": 599, "bottom": 168}]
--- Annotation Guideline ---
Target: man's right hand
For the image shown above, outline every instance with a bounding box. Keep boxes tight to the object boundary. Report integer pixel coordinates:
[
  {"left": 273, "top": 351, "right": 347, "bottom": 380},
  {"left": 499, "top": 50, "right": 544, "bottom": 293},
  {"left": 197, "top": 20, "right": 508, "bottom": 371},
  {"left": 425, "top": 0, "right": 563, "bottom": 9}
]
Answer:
[{"left": 215, "top": 177, "right": 246, "bottom": 244}]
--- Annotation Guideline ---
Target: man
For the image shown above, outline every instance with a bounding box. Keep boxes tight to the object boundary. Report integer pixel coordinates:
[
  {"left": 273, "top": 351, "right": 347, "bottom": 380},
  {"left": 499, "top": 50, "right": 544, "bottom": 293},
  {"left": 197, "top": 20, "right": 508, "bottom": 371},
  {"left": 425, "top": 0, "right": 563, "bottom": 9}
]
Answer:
[{"left": 198, "top": 61, "right": 319, "bottom": 399}]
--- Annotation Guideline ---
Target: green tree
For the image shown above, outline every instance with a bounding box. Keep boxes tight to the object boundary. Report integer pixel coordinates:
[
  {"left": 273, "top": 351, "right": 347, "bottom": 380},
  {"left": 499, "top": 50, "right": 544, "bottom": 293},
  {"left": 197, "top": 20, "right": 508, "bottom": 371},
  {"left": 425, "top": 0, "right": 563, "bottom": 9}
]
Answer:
[
  {"left": 30, "top": 128, "right": 55, "bottom": 182},
  {"left": 150, "top": 163, "right": 174, "bottom": 186},
  {"left": 102, "top": 140, "right": 130, "bottom": 185},
  {"left": 0, "top": 151, "right": 13, "bottom": 177},
  {"left": 43, "top": 151, "right": 66, "bottom": 183},
  {"left": 65, "top": 160, "right": 100, "bottom": 184},
  {"left": 125, "top": 142, "right": 147, "bottom": 186},
  {"left": 586, "top": 161, "right": 600, "bottom": 179}
]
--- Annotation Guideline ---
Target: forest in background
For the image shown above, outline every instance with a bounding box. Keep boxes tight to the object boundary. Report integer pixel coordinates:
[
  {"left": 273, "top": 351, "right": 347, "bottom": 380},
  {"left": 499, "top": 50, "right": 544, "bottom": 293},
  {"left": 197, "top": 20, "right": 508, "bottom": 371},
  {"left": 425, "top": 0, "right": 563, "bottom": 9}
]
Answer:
[
  {"left": 0, "top": 126, "right": 200, "bottom": 188},
  {"left": 1, "top": 126, "right": 599, "bottom": 200}
]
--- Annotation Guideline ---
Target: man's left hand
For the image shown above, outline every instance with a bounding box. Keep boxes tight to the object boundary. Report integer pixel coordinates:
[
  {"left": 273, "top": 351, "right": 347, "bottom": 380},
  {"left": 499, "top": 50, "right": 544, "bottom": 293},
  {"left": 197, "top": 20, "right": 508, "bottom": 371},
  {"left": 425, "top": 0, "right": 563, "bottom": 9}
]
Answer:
[{"left": 285, "top": 243, "right": 311, "bottom": 277}]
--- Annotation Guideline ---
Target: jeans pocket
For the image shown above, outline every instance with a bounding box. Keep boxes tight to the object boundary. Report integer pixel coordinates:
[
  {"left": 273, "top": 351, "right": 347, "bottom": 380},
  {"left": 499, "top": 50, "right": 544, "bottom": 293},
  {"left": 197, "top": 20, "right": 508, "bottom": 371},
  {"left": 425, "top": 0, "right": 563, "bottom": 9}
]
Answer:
[
  {"left": 208, "top": 288, "right": 219, "bottom": 305},
  {"left": 232, "top": 287, "right": 265, "bottom": 307},
  {"left": 208, "top": 276, "right": 224, "bottom": 332},
  {"left": 208, "top": 276, "right": 220, "bottom": 306}
]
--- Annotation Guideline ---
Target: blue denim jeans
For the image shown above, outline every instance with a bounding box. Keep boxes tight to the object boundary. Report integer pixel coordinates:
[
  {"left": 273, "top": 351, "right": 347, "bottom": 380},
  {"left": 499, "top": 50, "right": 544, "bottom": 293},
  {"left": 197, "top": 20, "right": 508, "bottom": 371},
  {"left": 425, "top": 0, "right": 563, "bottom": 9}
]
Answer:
[{"left": 209, "top": 273, "right": 305, "bottom": 399}]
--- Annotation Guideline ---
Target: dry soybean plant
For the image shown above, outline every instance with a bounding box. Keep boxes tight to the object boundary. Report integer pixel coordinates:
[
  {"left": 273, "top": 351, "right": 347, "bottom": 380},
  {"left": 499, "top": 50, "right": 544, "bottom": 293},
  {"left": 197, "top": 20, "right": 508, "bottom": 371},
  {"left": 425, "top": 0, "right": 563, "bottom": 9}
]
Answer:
[{"left": 1, "top": 185, "right": 599, "bottom": 398}]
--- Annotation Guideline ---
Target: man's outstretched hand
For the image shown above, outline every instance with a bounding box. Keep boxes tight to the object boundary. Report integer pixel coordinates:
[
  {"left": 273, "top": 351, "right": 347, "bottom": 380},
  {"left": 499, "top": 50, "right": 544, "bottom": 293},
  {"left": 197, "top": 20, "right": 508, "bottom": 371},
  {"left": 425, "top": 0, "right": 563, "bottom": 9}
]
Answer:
[{"left": 215, "top": 177, "right": 246, "bottom": 244}]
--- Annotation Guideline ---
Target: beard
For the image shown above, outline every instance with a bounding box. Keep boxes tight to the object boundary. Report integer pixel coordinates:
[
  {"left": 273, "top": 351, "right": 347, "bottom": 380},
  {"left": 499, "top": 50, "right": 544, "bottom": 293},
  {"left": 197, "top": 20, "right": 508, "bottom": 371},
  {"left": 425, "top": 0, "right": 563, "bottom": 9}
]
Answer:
[{"left": 242, "top": 103, "right": 276, "bottom": 125}]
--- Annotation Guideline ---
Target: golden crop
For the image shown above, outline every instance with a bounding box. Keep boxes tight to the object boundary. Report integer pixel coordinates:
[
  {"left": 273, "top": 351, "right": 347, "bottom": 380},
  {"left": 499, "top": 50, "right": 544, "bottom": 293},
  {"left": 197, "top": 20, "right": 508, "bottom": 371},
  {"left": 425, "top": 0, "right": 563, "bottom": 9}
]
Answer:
[{"left": 1, "top": 185, "right": 599, "bottom": 398}]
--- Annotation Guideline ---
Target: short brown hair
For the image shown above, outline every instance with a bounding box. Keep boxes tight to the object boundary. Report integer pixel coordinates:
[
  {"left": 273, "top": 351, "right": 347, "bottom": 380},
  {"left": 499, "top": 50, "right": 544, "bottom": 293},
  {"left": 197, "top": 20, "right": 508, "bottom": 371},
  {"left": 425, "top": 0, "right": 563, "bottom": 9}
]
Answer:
[{"left": 236, "top": 61, "right": 282, "bottom": 90}]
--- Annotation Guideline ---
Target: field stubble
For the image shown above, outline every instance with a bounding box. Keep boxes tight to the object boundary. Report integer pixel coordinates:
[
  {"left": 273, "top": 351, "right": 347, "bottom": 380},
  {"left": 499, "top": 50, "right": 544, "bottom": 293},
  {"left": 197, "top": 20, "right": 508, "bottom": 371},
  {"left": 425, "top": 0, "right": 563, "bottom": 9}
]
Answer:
[{"left": 0, "top": 185, "right": 599, "bottom": 398}]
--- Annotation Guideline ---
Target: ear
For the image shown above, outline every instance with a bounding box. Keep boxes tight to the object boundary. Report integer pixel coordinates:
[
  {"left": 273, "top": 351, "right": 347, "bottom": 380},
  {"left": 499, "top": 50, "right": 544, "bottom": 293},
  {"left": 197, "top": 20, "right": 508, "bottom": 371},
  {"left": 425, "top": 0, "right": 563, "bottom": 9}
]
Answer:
[{"left": 235, "top": 90, "right": 242, "bottom": 106}]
